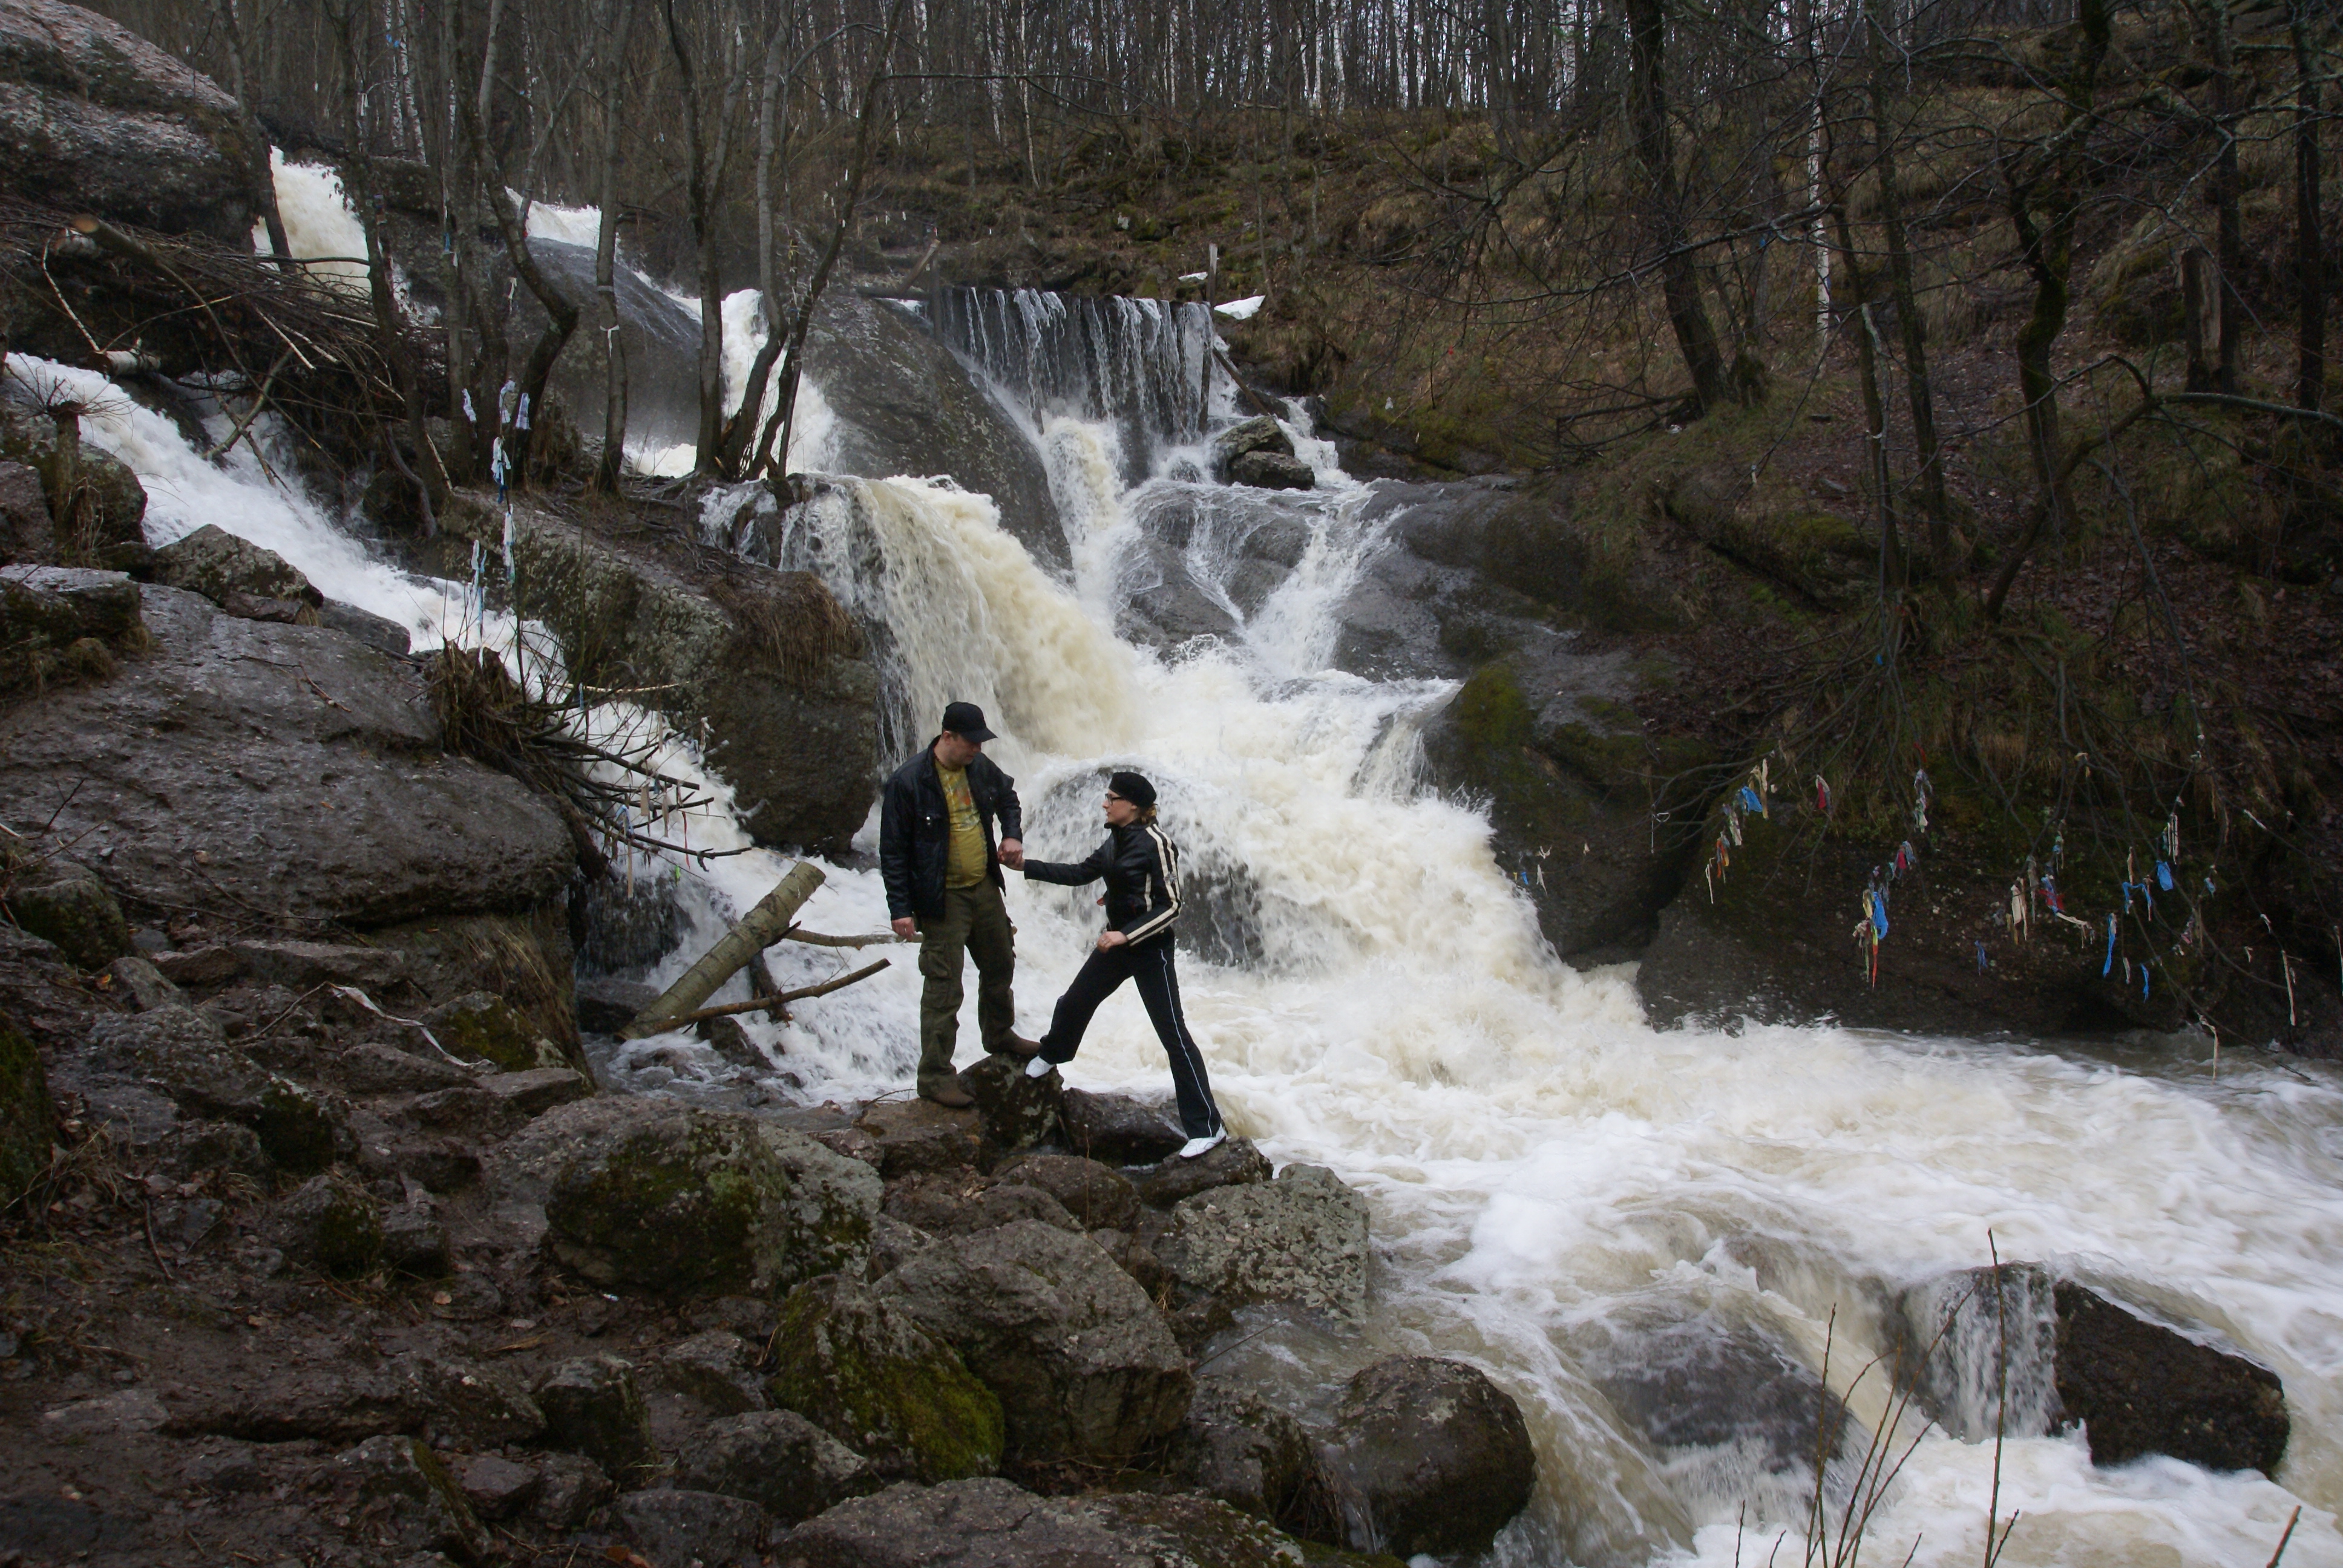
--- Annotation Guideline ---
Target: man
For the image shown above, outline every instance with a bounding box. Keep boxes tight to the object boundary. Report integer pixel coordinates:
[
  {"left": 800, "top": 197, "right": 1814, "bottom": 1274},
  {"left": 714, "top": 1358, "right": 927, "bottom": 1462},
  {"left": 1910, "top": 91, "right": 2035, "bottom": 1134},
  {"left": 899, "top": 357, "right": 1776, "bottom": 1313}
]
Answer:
[{"left": 879, "top": 701, "right": 1040, "bottom": 1106}]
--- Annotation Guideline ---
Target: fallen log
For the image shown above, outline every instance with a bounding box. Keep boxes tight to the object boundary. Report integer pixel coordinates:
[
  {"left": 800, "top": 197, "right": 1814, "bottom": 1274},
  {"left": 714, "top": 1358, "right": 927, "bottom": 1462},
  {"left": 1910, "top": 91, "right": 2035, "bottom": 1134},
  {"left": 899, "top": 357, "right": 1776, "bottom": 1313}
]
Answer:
[
  {"left": 624, "top": 861, "right": 824, "bottom": 1036},
  {"left": 621, "top": 958, "right": 890, "bottom": 1037},
  {"left": 781, "top": 925, "right": 902, "bottom": 949}
]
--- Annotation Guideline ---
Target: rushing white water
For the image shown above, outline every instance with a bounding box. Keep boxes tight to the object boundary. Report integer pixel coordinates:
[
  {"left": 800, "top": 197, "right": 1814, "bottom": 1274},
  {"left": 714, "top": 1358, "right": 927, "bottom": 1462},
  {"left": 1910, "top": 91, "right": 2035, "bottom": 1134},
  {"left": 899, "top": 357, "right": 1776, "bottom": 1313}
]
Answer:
[
  {"left": 641, "top": 397, "right": 2343, "bottom": 1568},
  {"left": 628, "top": 289, "right": 838, "bottom": 479},
  {"left": 29, "top": 249, "right": 2342, "bottom": 1564}
]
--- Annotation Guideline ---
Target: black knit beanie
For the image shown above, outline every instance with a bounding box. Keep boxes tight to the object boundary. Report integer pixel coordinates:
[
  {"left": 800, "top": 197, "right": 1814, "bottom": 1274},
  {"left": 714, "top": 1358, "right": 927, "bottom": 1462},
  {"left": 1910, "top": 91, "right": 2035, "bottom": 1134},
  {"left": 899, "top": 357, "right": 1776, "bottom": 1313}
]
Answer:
[{"left": 1107, "top": 770, "right": 1157, "bottom": 809}]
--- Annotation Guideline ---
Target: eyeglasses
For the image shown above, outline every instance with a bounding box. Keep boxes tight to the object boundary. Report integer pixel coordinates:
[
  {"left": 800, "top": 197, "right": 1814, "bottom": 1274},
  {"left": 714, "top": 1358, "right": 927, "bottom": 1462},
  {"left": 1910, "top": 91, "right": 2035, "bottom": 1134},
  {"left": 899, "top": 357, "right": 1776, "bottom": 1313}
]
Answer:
[{"left": 1103, "top": 792, "right": 1125, "bottom": 802}]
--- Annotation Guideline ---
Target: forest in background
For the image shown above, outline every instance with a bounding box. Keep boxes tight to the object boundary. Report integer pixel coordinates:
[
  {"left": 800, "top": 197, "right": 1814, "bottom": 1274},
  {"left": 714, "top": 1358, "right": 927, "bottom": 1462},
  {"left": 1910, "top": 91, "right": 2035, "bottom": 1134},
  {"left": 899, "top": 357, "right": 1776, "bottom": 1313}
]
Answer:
[{"left": 62, "top": 0, "right": 2343, "bottom": 1040}]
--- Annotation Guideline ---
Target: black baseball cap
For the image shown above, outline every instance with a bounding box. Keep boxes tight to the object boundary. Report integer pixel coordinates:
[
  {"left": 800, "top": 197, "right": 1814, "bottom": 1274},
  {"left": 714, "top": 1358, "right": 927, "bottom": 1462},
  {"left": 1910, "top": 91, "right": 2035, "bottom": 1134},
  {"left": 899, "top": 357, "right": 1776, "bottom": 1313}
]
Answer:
[{"left": 940, "top": 701, "right": 997, "bottom": 742}]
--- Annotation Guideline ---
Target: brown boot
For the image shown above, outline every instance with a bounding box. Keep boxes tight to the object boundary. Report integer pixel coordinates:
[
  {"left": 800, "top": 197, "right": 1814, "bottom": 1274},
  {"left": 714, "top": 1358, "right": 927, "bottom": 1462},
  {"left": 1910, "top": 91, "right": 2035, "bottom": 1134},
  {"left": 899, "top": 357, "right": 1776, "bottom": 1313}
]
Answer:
[
  {"left": 994, "top": 1034, "right": 1043, "bottom": 1058},
  {"left": 920, "top": 1077, "right": 976, "bottom": 1109}
]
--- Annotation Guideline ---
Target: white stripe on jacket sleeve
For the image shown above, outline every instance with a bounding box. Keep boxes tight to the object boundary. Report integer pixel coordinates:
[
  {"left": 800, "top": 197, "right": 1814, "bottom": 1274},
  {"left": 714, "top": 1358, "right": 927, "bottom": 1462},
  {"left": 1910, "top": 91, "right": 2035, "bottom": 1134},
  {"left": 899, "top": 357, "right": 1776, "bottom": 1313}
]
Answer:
[{"left": 1121, "top": 825, "right": 1182, "bottom": 942}]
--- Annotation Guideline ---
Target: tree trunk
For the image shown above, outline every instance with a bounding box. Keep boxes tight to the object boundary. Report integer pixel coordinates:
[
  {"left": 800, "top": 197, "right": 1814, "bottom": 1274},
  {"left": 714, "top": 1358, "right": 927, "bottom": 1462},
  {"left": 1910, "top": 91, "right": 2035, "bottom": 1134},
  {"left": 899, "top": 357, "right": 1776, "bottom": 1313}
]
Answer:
[
  {"left": 2207, "top": 0, "right": 2244, "bottom": 395},
  {"left": 1866, "top": 0, "right": 1948, "bottom": 571},
  {"left": 593, "top": 0, "right": 636, "bottom": 493},
  {"left": 329, "top": 0, "right": 444, "bottom": 532},
  {"left": 2292, "top": 0, "right": 2325, "bottom": 413},
  {"left": 1624, "top": 0, "right": 1730, "bottom": 415}
]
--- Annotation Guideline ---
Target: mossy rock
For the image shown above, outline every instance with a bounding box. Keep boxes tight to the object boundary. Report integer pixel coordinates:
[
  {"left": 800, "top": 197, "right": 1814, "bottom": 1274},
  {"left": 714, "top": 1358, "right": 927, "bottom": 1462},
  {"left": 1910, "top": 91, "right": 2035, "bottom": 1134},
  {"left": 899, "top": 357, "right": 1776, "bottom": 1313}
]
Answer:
[
  {"left": 3, "top": 864, "right": 131, "bottom": 970},
  {"left": 271, "top": 1169, "right": 384, "bottom": 1278},
  {"left": 424, "top": 991, "right": 565, "bottom": 1071},
  {"left": 534, "top": 1354, "right": 660, "bottom": 1483},
  {"left": 0, "top": 1014, "right": 54, "bottom": 1202},
  {"left": 767, "top": 1273, "right": 1004, "bottom": 1481},
  {"left": 544, "top": 1111, "right": 879, "bottom": 1297},
  {"left": 254, "top": 1077, "right": 342, "bottom": 1177}
]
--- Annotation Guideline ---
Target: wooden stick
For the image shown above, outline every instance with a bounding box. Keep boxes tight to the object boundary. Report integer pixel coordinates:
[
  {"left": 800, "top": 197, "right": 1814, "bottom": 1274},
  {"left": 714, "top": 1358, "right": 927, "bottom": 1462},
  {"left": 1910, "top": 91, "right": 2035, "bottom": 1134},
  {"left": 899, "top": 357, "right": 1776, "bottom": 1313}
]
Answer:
[
  {"left": 623, "top": 959, "right": 889, "bottom": 1036},
  {"left": 781, "top": 924, "right": 902, "bottom": 949},
  {"left": 624, "top": 861, "right": 824, "bottom": 1034}
]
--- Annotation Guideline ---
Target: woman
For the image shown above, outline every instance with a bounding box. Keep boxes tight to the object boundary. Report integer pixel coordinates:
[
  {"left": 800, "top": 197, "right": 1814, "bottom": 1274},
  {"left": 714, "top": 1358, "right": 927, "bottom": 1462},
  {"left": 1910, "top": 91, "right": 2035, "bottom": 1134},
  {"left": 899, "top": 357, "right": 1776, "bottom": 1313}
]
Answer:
[{"left": 1020, "top": 770, "right": 1227, "bottom": 1158}]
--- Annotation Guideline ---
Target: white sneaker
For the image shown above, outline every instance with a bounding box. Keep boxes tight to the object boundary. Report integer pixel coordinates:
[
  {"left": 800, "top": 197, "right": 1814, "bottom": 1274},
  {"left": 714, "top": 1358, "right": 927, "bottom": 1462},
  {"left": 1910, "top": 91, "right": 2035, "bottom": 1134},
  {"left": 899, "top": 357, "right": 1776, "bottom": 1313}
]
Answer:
[
  {"left": 1176, "top": 1130, "right": 1227, "bottom": 1160},
  {"left": 1023, "top": 1055, "right": 1055, "bottom": 1080}
]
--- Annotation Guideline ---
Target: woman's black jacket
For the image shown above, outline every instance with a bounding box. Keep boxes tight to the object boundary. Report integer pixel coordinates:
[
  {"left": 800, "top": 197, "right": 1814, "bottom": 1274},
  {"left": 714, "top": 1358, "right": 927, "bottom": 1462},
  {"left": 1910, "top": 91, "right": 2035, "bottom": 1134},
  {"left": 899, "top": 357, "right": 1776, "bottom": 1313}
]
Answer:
[
  {"left": 1021, "top": 822, "right": 1182, "bottom": 946},
  {"left": 878, "top": 744, "right": 1023, "bottom": 922}
]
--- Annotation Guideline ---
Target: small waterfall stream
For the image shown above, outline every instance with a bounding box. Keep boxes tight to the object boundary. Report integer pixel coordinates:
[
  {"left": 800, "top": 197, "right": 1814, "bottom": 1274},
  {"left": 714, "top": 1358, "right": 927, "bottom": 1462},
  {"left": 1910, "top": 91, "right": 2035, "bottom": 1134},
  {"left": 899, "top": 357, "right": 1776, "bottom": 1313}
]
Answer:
[{"left": 36, "top": 165, "right": 2343, "bottom": 1568}]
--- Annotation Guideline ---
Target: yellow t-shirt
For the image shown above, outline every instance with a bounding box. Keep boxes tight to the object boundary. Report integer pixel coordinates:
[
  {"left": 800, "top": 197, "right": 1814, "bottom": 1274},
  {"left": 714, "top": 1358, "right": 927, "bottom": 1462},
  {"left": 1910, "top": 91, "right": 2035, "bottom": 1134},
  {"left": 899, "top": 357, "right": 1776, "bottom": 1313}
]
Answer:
[{"left": 937, "top": 762, "right": 987, "bottom": 887}]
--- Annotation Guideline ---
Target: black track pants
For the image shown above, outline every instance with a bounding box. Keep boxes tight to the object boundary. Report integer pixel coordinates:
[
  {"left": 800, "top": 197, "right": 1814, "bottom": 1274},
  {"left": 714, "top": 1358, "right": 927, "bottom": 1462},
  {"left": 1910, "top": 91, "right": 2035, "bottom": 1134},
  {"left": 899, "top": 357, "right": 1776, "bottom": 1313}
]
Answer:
[{"left": 1038, "top": 936, "right": 1222, "bottom": 1140}]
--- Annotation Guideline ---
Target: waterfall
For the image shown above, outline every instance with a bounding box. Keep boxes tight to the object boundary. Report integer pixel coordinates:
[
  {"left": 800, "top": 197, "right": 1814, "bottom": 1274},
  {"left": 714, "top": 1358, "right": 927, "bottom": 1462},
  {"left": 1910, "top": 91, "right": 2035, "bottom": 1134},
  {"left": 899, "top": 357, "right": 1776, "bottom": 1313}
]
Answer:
[{"left": 927, "top": 287, "right": 1222, "bottom": 482}]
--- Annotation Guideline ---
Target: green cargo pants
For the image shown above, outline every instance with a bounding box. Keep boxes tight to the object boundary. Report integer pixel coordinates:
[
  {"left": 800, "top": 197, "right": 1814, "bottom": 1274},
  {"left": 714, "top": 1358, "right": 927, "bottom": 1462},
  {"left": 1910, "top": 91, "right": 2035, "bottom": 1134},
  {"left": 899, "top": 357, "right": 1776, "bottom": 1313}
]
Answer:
[{"left": 917, "top": 879, "right": 1017, "bottom": 1091}]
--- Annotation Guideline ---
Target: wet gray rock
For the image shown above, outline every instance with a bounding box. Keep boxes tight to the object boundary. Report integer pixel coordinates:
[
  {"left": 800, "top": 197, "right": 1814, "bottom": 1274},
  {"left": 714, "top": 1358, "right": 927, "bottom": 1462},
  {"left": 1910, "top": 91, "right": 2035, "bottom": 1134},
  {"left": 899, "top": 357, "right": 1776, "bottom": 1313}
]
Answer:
[
  {"left": 90, "top": 1005, "right": 343, "bottom": 1173},
  {"left": 1058, "top": 1088, "right": 1184, "bottom": 1166},
  {"left": 542, "top": 1106, "right": 879, "bottom": 1296},
  {"left": 958, "top": 1051, "right": 1057, "bottom": 1152},
  {"left": 388, "top": 1352, "right": 545, "bottom": 1449},
  {"left": 456, "top": 1453, "right": 541, "bottom": 1521},
  {"left": 2, "top": 860, "right": 129, "bottom": 970},
  {"left": 104, "top": 954, "right": 179, "bottom": 1009},
  {"left": 149, "top": 944, "right": 245, "bottom": 987},
  {"left": 883, "top": 1171, "right": 1081, "bottom": 1237},
  {"left": 330, "top": 1435, "right": 487, "bottom": 1561},
  {"left": 655, "top": 1329, "right": 768, "bottom": 1415},
  {"left": 574, "top": 974, "right": 663, "bottom": 1035},
  {"left": 767, "top": 1273, "right": 1003, "bottom": 1483},
  {"left": 328, "top": 1040, "right": 477, "bottom": 1097},
  {"left": 534, "top": 1354, "right": 660, "bottom": 1485},
  {"left": 152, "top": 524, "right": 321, "bottom": 610},
  {"left": 531, "top": 1452, "right": 612, "bottom": 1529},
  {"left": 0, "top": 0, "right": 258, "bottom": 244},
  {"left": 154, "top": 1119, "right": 270, "bottom": 1183},
  {"left": 267, "top": 1169, "right": 383, "bottom": 1278},
  {"left": 0, "top": 460, "right": 51, "bottom": 564},
  {"left": 466, "top": 495, "right": 878, "bottom": 854},
  {"left": 856, "top": 1097, "right": 983, "bottom": 1177},
  {"left": 989, "top": 1152, "right": 1139, "bottom": 1230},
  {"left": 1089, "top": 1227, "right": 1173, "bottom": 1299},
  {"left": 235, "top": 939, "right": 412, "bottom": 995},
  {"left": 618, "top": 1488, "right": 770, "bottom": 1565},
  {"left": 379, "top": 1197, "right": 450, "bottom": 1276},
  {"left": 1158, "top": 1163, "right": 1369, "bottom": 1316},
  {"left": 2053, "top": 1281, "right": 2288, "bottom": 1475},
  {"left": 874, "top": 1219, "right": 1191, "bottom": 1465},
  {"left": 677, "top": 1409, "right": 879, "bottom": 1524},
  {"left": 775, "top": 1478, "right": 1325, "bottom": 1567},
  {"left": 1214, "top": 415, "right": 1296, "bottom": 471},
  {"left": 0, "top": 587, "right": 574, "bottom": 927},
  {"left": 1317, "top": 1356, "right": 1535, "bottom": 1558},
  {"left": 1132, "top": 1135, "right": 1272, "bottom": 1208},
  {"left": 321, "top": 599, "right": 413, "bottom": 656},
  {"left": 1228, "top": 449, "right": 1317, "bottom": 491},
  {"left": 1169, "top": 1381, "right": 1327, "bottom": 1527}
]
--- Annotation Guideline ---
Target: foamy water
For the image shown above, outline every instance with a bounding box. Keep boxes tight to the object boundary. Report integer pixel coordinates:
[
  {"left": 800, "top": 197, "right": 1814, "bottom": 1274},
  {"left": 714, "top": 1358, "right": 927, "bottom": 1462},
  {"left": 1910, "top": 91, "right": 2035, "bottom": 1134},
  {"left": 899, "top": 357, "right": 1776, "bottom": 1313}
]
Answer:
[{"left": 22, "top": 252, "right": 2342, "bottom": 1567}]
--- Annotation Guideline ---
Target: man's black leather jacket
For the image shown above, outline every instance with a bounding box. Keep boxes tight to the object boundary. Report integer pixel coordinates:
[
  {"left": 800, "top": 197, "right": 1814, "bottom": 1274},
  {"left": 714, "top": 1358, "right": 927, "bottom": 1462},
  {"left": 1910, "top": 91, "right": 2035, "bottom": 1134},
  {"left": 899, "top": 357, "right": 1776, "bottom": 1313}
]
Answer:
[{"left": 877, "top": 743, "right": 1024, "bottom": 922}]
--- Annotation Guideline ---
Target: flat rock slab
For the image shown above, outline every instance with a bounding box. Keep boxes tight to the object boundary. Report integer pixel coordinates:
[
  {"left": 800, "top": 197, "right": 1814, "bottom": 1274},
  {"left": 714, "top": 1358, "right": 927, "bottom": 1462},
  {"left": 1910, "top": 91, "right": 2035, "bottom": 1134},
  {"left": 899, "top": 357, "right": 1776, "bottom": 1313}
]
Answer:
[
  {"left": 857, "top": 1098, "right": 983, "bottom": 1177},
  {"left": 1132, "top": 1135, "right": 1272, "bottom": 1208},
  {"left": 0, "top": 586, "right": 572, "bottom": 927},
  {"left": 1058, "top": 1088, "right": 1184, "bottom": 1166}
]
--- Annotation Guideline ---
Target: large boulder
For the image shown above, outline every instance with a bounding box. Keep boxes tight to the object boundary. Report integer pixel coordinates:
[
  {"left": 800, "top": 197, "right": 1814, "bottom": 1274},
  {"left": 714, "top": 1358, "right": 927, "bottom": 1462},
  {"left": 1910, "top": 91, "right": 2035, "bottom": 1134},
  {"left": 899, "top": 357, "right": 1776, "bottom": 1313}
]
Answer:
[
  {"left": 988, "top": 1152, "right": 1139, "bottom": 1230},
  {"left": 1168, "top": 1380, "right": 1329, "bottom": 1529},
  {"left": 617, "top": 1488, "right": 770, "bottom": 1564},
  {"left": 0, "top": 460, "right": 51, "bottom": 564},
  {"left": 266, "top": 1169, "right": 384, "bottom": 1278},
  {"left": 767, "top": 1273, "right": 1004, "bottom": 1482},
  {"left": 775, "top": 1478, "right": 1354, "bottom": 1568},
  {"left": 2053, "top": 1281, "right": 2288, "bottom": 1474},
  {"left": 151, "top": 524, "right": 322, "bottom": 612},
  {"left": 542, "top": 1106, "right": 880, "bottom": 1296},
  {"left": 1132, "top": 1134, "right": 1271, "bottom": 1209},
  {"left": 1157, "top": 1163, "right": 1371, "bottom": 1316},
  {"left": 1228, "top": 449, "right": 1317, "bottom": 491},
  {"left": 872, "top": 1220, "right": 1192, "bottom": 1465},
  {"left": 675, "top": 1409, "right": 879, "bottom": 1524},
  {"left": 459, "top": 497, "right": 877, "bottom": 853},
  {"left": 0, "top": 586, "right": 575, "bottom": 927},
  {"left": 0, "top": 0, "right": 259, "bottom": 244},
  {"left": 1316, "top": 1356, "right": 1536, "bottom": 1558}
]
